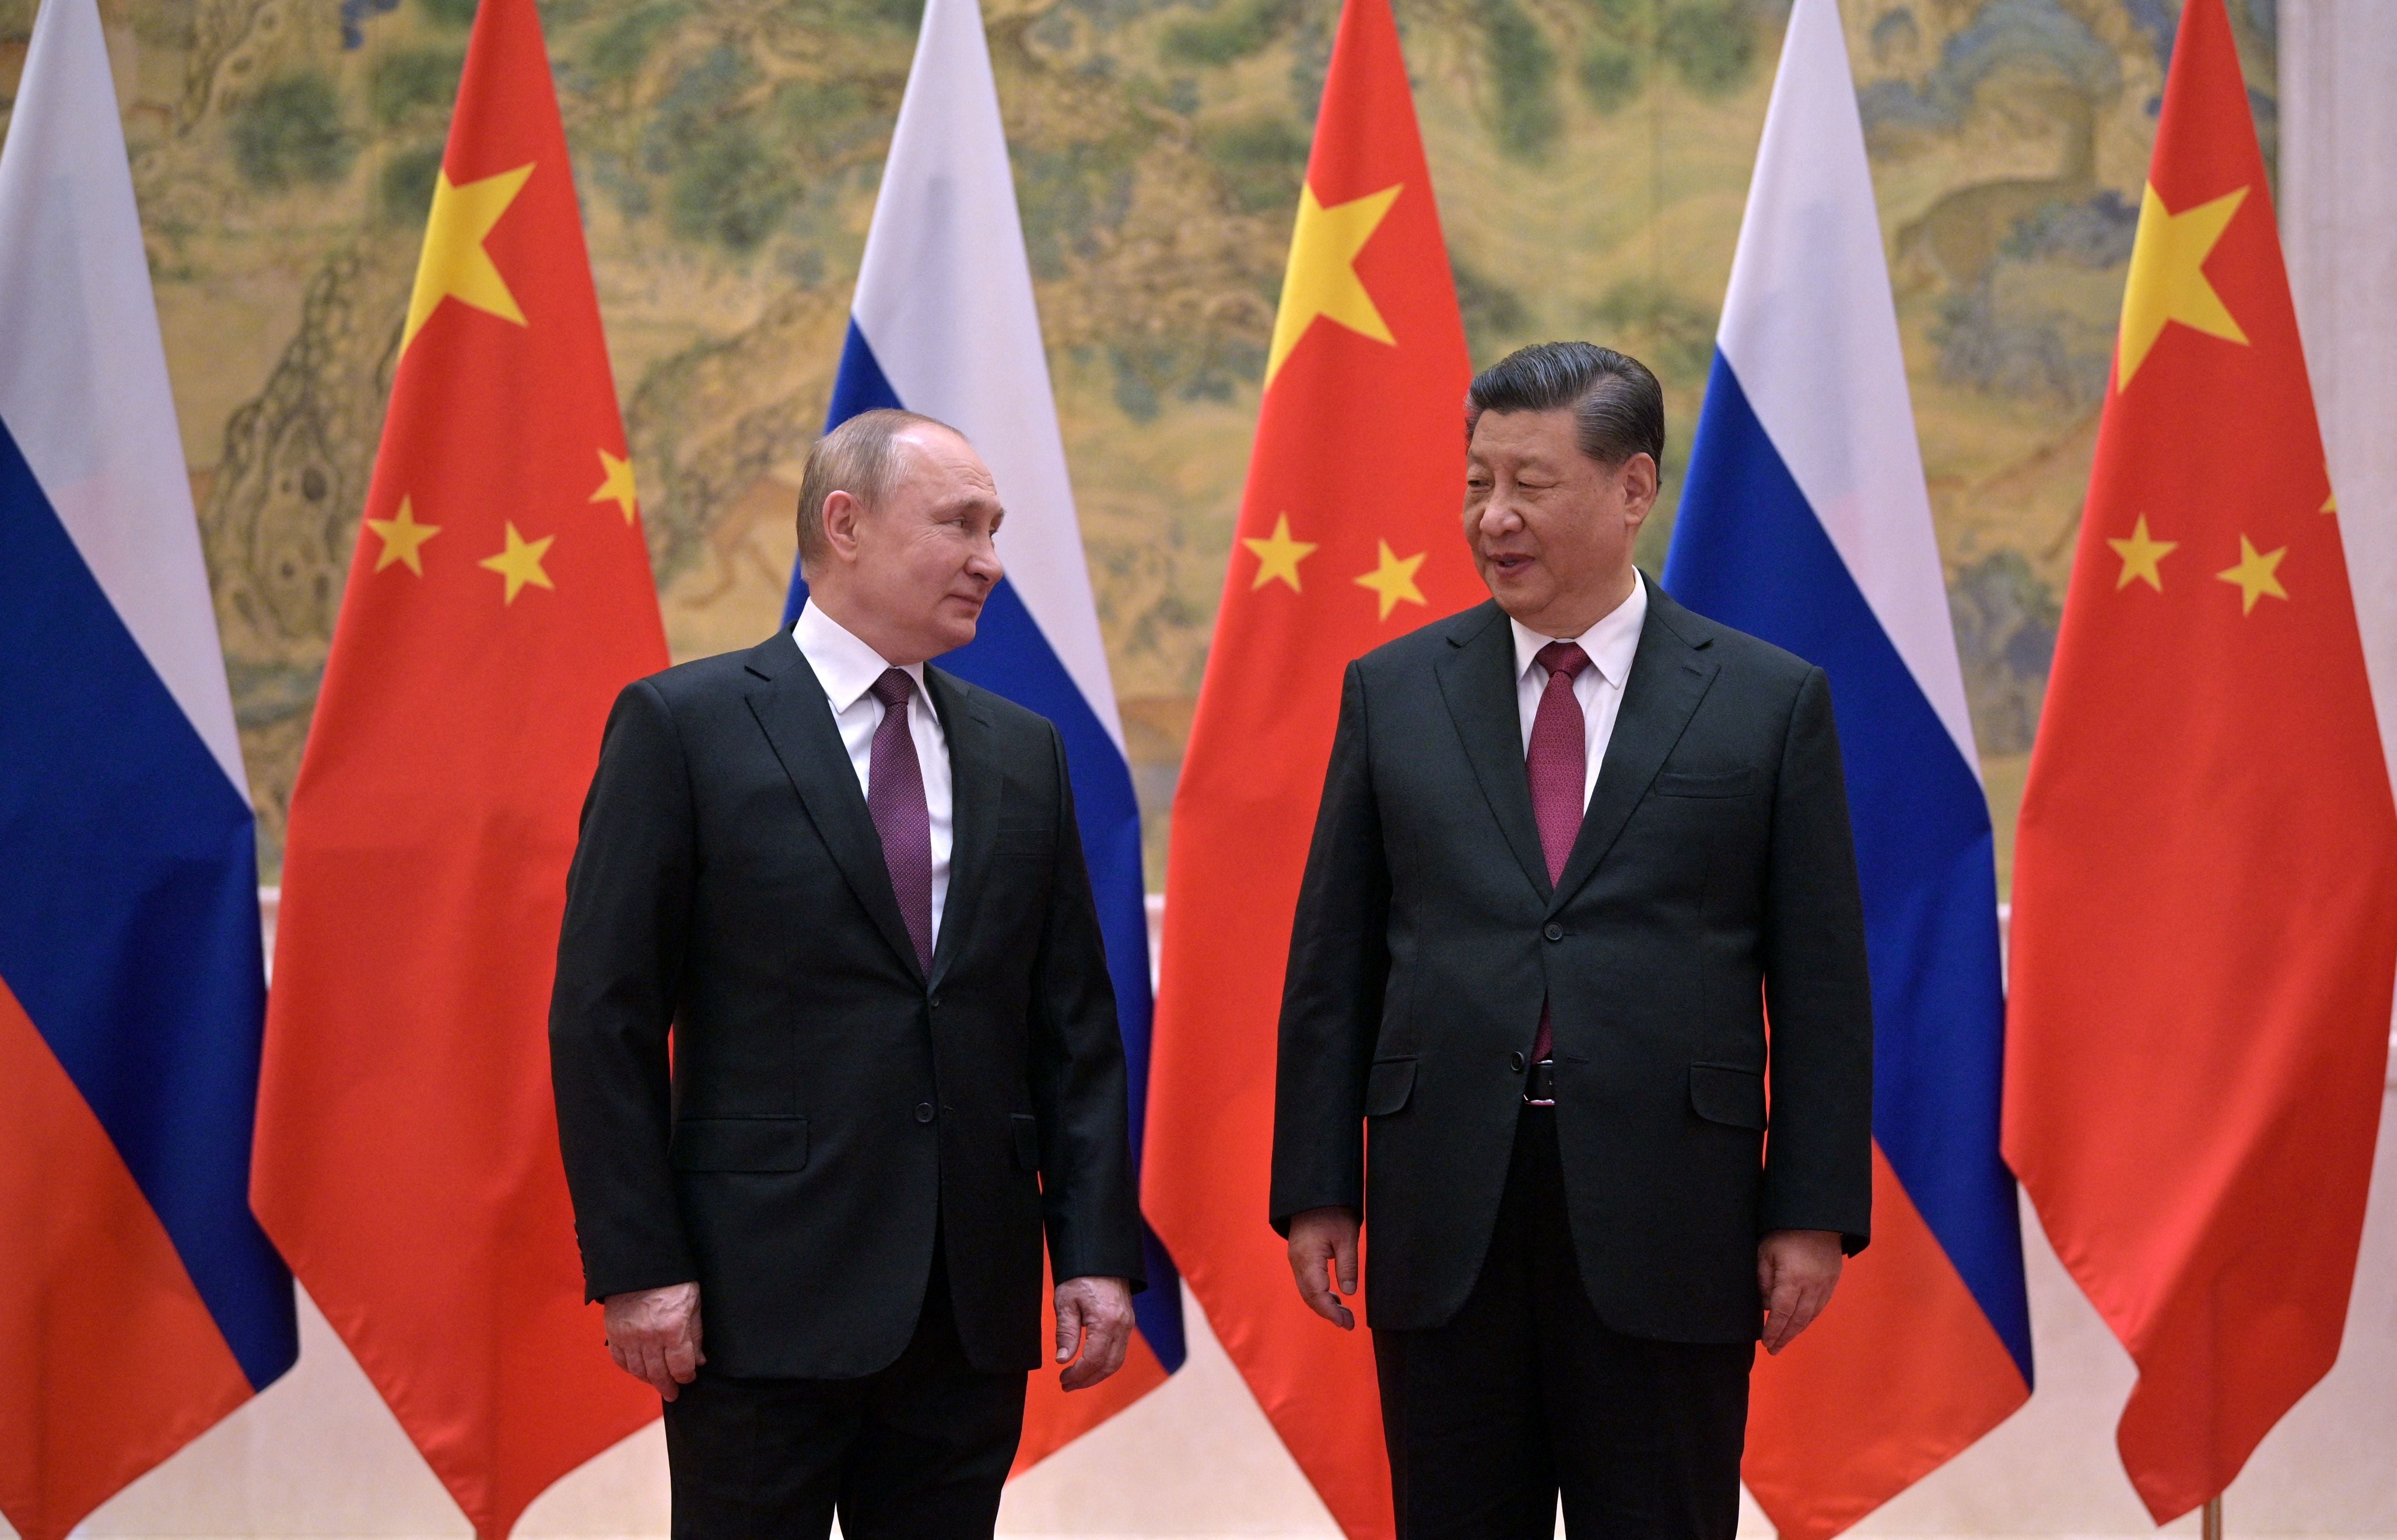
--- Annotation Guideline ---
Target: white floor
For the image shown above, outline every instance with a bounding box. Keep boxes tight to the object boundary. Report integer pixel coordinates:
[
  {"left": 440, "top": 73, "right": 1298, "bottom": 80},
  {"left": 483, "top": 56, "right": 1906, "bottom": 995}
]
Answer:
[{"left": 34, "top": 1080, "right": 2397, "bottom": 1539}]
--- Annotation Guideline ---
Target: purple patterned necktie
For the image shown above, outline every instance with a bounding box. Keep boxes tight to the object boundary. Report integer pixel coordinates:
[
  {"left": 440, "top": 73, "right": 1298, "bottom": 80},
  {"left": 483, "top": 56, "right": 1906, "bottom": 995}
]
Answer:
[
  {"left": 1526, "top": 641, "right": 1590, "bottom": 1069},
  {"left": 867, "top": 669, "right": 933, "bottom": 973}
]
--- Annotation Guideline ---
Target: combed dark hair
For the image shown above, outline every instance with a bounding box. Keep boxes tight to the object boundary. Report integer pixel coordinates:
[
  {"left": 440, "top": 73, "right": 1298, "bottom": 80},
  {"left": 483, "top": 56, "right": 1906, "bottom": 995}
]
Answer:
[
  {"left": 794, "top": 407, "right": 960, "bottom": 566},
  {"left": 1464, "top": 341, "right": 1665, "bottom": 472}
]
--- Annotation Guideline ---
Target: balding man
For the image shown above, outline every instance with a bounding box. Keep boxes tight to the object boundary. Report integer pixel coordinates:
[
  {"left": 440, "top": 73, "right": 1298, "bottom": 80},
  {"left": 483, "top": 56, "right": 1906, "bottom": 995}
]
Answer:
[{"left": 552, "top": 409, "right": 1143, "bottom": 1539}]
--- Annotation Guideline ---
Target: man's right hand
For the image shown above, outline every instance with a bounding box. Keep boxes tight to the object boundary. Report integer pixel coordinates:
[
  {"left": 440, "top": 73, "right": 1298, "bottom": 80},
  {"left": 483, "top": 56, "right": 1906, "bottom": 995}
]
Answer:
[
  {"left": 602, "top": 1280, "right": 705, "bottom": 1401},
  {"left": 1286, "top": 1206, "right": 1361, "bottom": 1330}
]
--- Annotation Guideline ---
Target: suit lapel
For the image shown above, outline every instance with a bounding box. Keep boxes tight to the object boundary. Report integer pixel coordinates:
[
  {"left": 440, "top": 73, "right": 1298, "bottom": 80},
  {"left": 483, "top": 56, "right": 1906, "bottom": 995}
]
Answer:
[
  {"left": 1435, "top": 602, "right": 1551, "bottom": 902},
  {"left": 742, "top": 632, "right": 924, "bottom": 982},
  {"left": 1548, "top": 579, "right": 1719, "bottom": 916},
  {"left": 924, "top": 667, "right": 995, "bottom": 991}
]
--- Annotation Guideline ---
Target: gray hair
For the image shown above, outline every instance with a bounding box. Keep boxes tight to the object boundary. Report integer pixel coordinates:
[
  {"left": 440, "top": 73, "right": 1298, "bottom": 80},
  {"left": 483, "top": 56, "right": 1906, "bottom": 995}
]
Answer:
[{"left": 794, "top": 408, "right": 962, "bottom": 566}]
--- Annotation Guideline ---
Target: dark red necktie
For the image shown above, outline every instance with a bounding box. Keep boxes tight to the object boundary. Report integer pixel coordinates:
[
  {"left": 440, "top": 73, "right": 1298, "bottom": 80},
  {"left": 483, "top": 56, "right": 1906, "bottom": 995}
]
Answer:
[
  {"left": 1526, "top": 641, "right": 1590, "bottom": 1069},
  {"left": 867, "top": 669, "right": 933, "bottom": 973}
]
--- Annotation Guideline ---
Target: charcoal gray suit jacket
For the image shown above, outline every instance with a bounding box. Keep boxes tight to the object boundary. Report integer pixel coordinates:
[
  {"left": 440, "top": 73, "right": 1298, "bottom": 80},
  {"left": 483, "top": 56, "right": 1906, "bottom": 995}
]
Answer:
[
  {"left": 551, "top": 629, "right": 1144, "bottom": 1378},
  {"left": 1271, "top": 576, "right": 1873, "bottom": 1342}
]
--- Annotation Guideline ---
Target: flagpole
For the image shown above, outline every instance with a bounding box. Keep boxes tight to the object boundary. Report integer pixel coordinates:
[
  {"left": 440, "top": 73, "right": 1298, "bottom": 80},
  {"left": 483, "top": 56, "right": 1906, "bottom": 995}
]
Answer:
[{"left": 2204, "top": 1497, "right": 2223, "bottom": 1540}]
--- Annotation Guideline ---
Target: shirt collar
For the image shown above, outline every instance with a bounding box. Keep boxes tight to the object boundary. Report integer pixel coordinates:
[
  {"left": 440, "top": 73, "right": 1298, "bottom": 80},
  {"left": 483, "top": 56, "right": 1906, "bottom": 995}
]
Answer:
[
  {"left": 1509, "top": 571, "right": 1650, "bottom": 690},
  {"left": 791, "top": 601, "right": 927, "bottom": 713}
]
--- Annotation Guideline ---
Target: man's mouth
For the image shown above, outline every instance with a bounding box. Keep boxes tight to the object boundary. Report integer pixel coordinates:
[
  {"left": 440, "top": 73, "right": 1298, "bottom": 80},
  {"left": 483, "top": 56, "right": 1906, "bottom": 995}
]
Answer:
[{"left": 1488, "top": 553, "right": 1534, "bottom": 575}]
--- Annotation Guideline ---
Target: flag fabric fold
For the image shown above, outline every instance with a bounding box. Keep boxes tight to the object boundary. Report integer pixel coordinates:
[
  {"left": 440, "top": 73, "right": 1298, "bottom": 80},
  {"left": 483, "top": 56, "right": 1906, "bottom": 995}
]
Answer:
[
  {"left": 777, "top": 0, "right": 1182, "bottom": 1471},
  {"left": 1662, "top": 4, "right": 2030, "bottom": 1535},
  {"left": 2005, "top": 0, "right": 2397, "bottom": 1521},
  {"left": 0, "top": 2, "right": 296, "bottom": 1533},
  {"left": 248, "top": 0, "right": 669, "bottom": 1530},
  {"left": 1143, "top": 2, "right": 1475, "bottom": 1533}
]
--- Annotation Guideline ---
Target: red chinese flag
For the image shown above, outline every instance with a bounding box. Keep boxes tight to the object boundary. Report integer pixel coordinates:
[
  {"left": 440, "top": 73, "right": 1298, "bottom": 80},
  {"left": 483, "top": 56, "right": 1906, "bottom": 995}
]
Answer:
[
  {"left": 1143, "top": 3, "right": 1473, "bottom": 1534},
  {"left": 2004, "top": 0, "right": 2397, "bottom": 1522},
  {"left": 249, "top": 0, "right": 667, "bottom": 1530}
]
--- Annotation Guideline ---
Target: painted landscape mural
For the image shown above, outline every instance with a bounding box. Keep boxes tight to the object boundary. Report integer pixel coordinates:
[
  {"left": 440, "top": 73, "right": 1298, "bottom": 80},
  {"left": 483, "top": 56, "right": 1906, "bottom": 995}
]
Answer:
[{"left": 0, "top": 0, "right": 2278, "bottom": 887}]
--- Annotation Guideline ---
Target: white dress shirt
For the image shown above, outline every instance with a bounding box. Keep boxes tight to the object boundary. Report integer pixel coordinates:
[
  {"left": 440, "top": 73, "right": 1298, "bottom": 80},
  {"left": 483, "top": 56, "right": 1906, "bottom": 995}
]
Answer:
[
  {"left": 793, "top": 602, "right": 954, "bottom": 944},
  {"left": 1510, "top": 572, "right": 1650, "bottom": 813}
]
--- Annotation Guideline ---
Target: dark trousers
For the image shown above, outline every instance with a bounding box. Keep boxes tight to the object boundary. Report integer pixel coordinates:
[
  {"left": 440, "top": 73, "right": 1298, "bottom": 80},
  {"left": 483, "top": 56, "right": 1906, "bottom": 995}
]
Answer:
[
  {"left": 1373, "top": 1105, "right": 1753, "bottom": 1540},
  {"left": 662, "top": 1255, "right": 1026, "bottom": 1539}
]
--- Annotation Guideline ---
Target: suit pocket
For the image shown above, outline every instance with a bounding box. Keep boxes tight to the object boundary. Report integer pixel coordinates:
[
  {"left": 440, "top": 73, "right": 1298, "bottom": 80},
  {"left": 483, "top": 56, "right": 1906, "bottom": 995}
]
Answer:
[
  {"left": 1364, "top": 1058, "right": 1416, "bottom": 1117},
  {"left": 1689, "top": 1064, "right": 1767, "bottom": 1130},
  {"left": 671, "top": 1115, "right": 809, "bottom": 1172},
  {"left": 1011, "top": 1113, "right": 1041, "bottom": 1171},
  {"left": 1655, "top": 768, "right": 1756, "bottom": 798}
]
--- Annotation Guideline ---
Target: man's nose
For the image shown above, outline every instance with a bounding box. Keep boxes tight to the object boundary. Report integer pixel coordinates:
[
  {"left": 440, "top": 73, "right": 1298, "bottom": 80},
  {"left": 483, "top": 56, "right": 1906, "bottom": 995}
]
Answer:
[
  {"left": 1476, "top": 496, "right": 1524, "bottom": 535},
  {"left": 967, "top": 536, "right": 1004, "bottom": 584}
]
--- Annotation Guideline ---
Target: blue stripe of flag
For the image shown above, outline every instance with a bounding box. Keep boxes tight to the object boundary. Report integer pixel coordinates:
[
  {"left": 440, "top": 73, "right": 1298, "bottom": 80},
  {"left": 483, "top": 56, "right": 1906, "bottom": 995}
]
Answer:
[
  {"left": 1664, "top": 355, "right": 2031, "bottom": 1380},
  {"left": 0, "top": 412, "right": 295, "bottom": 1388}
]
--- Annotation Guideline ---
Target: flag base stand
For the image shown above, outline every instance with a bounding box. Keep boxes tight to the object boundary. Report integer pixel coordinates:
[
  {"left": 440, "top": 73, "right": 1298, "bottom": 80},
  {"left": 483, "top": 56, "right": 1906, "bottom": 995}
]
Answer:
[{"left": 2203, "top": 1497, "right": 2223, "bottom": 1540}]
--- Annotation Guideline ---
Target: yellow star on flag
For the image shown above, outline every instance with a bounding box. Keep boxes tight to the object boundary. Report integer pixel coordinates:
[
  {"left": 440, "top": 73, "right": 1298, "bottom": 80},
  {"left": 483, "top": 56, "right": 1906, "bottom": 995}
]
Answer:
[
  {"left": 1354, "top": 539, "right": 1427, "bottom": 621},
  {"left": 2107, "top": 515, "right": 2177, "bottom": 592},
  {"left": 591, "top": 449, "right": 639, "bottom": 524},
  {"left": 1243, "top": 513, "right": 1319, "bottom": 592},
  {"left": 1266, "top": 182, "right": 1403, "bottom": 388},
  {"left": 2216, "top": 535, "right": 2288, "bottom": 615},
  {"left": 402, "top": 163, "right": 536, "bottom": 355},
  {"left": 478, "top": 521, "right": 556, "bottom": 604},
  {"left": 365, "top": 496, "right": 442, "bottom": 576},
  {"left": 2117, "top": 181, "right": 2249, "bottom": 387}
]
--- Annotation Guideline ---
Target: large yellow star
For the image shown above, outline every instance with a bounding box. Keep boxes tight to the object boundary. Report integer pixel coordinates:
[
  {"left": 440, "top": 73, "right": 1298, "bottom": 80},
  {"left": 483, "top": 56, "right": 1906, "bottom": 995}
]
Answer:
[
  {"left": 478, "top": 521, "right": 556, "bottom": 604},
  {"left": 2107, "top": 514, "right": 2177, "bottom": 592},
  {"left": 402, "top": 163, "right": 536, "bottom": 355},
  {"left": 1243, "top": 513, "right": 1318, "bottom": 592},
  {"left": 2117, "top": 181, "right": 2249, "bottom": 387},
  {"left": 1354, "top": 539, "right": 1427, "bottom": 621},
  {"left": 2216, "top": 535, "right": 2288, "bottom": 615},
  {"left": 365, "top": 496, "right": 442, "bottom": 576},
  {"left": 1266, "top": 182, "right": 1404, "bottom": 388},
  {"left": 591, "top": 449, "right": 639, "bottom": 524}
]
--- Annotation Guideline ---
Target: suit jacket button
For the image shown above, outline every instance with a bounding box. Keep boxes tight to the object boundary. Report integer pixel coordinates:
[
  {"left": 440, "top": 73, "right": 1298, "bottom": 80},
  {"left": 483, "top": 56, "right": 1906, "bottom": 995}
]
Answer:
[
  {"left": 914, "top": 1102, "right": 935, "bottom": 1124},
  {"left": 1544, "top": 923, "right": 1564, "bottom": 942},
  {"left": 1509, "top": 1051, "right": 1526, "bottom": 1073}
]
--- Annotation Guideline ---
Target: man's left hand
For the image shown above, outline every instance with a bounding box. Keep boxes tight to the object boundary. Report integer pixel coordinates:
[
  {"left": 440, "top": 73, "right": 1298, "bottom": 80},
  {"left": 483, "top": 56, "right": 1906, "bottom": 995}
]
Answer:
[
  {"left": 1757, "top": 1228, "right": 1844, "bottom": 1354},
  {"left": 1054, "top": 1275, "right": 1136, "bottom": 1391}
]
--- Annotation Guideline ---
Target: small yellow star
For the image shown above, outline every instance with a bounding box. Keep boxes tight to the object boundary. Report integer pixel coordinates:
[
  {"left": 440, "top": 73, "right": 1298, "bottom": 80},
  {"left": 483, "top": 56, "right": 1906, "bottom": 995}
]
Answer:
[
  {"left": 1353, "top": 540, "right": 1427, "bottom": 621},
  {"left": 2117, "top": 181, "right": 2250, "bottom": 387},
  {"left": 478, "top": 521, "right": 556, "bottom": 604},
  {"left": 2216, "top": 535, "right": 2288, "bottom": 615},
  {"left": 2323, "top": 489, "right": 2338, "bottom": 515},
  {"left": 591, "top": 449, "right": 639, "bottom": 524},
  {"left": 2107, "top": 515, "right": 2178, "bottom": 592},
  {"left": 365, "top": 496, "right": 442, "bottom": 576},
  {"left": 403, "top": 163, "right": 536, "bottom": 355},
  {"left": 1267, "top": 182, "right": 1404, "bottom": 388},
  {"left": 1243, "top": 513, "right": 1319, "bottom": 593}
]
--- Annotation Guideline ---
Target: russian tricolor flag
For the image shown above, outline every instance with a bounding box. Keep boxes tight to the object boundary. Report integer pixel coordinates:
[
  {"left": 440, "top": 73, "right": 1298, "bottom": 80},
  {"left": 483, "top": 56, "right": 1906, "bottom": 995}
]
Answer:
[
  {"left": 781, "top": 0, "right": 1184, "bottom": 1452},
  {"left": 1662, "top": 1, "right": 2031, "bottom": 1533},
  {"left": 0, "top": 0, "right": 295, "bottom": 1536}
]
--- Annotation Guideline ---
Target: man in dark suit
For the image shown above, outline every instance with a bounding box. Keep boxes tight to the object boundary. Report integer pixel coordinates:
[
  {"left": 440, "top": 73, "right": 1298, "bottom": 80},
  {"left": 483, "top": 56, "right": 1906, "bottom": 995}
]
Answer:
[
  {"left": 551, "top": 408, "right": 1144, "bottom": 1538},
  {"left": 1272, "top": 343, "right": 1874, "bottom": 1539}
]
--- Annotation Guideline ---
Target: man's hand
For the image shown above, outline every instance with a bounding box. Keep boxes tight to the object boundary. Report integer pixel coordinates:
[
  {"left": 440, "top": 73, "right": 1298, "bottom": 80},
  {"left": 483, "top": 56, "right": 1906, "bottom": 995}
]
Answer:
[
  {"left": 1757, "top": 1229, "right": 1843, "bottom": 1354},
  {"left": 1055, "top": 1275, "right": 1136, "bottom": 1391},
  {"left": 1286, "top": 1206, "right": 1361, "bottom": 1330},
  {"left": 602, "top": 1281, "right": 705, "bottom": 1400}
]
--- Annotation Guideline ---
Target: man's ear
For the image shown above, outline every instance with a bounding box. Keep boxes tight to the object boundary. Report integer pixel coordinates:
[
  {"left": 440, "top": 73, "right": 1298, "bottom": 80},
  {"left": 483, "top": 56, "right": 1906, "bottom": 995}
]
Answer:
[
  {"left": 1621, "top": 453, "right": 1660, "bottom": 524},
  {"left": 821, "top": 489, "right": 864, "bottom": 561}
]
